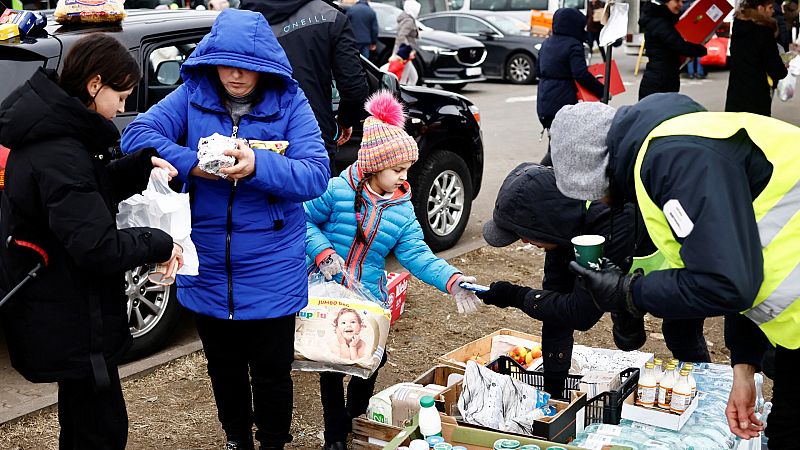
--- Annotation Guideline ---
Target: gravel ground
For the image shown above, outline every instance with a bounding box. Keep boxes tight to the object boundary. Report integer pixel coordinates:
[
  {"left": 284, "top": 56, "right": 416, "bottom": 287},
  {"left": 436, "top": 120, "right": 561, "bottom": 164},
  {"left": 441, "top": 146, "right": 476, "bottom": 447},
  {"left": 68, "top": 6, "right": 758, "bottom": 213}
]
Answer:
[{"left": 0, "top": 244, "right": 742, "bottom": 450}]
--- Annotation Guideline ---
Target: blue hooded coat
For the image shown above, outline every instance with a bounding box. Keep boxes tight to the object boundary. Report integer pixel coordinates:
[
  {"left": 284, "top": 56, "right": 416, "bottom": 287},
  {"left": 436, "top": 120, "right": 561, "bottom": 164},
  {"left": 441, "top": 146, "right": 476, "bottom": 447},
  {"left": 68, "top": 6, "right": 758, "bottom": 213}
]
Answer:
[
  {"left": 121, "top": 9, "right": 330, "bottom": 320},
  {"left": 536, "top": 8, "right": 604, "bottom": 129},
  {"left": 304, "top": 165, "right": 460, "bottom": 303}
]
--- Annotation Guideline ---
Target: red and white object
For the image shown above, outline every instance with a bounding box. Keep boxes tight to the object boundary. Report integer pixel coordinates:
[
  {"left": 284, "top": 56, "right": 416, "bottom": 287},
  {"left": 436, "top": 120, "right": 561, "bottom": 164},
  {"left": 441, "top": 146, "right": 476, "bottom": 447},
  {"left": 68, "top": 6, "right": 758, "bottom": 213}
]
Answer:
[
  {"left": 575, "top": 60, "right": 626, "bottom": 102},
  {"left": 675, "top": 0, "right": 733, "bottom": 44},
  {"left": 700, "top": 36, "right": 729, "bottom": 67},
  {"left": 386, "top": 271, "right": 410, "bottom": 325}
]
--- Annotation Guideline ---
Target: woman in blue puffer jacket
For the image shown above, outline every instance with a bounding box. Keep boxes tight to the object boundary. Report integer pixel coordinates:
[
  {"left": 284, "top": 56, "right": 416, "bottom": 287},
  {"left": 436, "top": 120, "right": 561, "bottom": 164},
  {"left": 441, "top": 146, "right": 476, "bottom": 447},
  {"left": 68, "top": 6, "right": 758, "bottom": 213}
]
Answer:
[
  {"left": 120, "top": 9, "right": 329, "bottom": 450},
  {"left": 304, "top": 91, "right": 482, "bottom": 450}
]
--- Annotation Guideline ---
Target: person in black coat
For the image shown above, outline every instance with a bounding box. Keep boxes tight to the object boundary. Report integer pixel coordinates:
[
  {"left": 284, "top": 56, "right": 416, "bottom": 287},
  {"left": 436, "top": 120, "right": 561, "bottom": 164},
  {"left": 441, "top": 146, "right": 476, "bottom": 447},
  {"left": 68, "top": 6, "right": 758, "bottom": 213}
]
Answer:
[
  {"left": 0, "top": 34, "right": 180, "bottom": 449},
  {"left": 346, "top": 0, "right": 379, "bottom": 58},
  {"left": 241, "top": 0, "right": 370, "bottom": 175},
  {"left": 725, "top": 0, "right": 788, "bottom": 116},
  {"left": 536, "top": 8, "right": 604, "bottom": 165},
  {"left": 476, "top": 163, "right": 710, "bottom": 399},
  {"left": 638, "top": 0, "right": 707, "bottom": 100}
]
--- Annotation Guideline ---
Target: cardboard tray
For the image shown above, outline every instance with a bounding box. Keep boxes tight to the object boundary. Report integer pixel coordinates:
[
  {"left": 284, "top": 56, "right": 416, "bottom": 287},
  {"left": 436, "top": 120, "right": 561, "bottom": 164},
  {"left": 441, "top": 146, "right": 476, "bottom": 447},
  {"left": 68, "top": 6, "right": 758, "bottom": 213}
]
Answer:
[
  {"left": 620, "top": 389, "right": 699, "bottom": 430},
  {"left": 438, "top": 329, "right": 540, "bottom": 370}
]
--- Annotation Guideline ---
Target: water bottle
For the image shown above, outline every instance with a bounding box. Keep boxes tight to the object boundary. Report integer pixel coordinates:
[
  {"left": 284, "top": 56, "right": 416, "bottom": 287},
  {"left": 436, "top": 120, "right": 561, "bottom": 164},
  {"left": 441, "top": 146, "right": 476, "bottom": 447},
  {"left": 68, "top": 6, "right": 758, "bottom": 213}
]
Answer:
[
  {"left": 760, "top": 401, "right": 772, "bottom": 450},
  {"left": 418, "top": 395, "right": 442, "bottom": 438}
]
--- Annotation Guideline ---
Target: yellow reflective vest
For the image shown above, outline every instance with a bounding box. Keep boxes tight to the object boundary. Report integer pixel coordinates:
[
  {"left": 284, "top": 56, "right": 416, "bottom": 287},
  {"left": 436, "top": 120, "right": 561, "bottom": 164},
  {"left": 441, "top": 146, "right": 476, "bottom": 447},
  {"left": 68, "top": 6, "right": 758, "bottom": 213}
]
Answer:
[{"left": 633, "top": 112, "right": 800, "bottom": 350}]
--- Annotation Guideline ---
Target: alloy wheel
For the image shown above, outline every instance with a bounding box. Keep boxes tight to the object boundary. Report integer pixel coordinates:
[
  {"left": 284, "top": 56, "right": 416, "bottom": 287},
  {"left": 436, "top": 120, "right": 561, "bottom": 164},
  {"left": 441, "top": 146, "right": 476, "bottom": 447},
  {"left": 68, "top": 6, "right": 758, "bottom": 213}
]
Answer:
[
  {"left": 125, "top": 265, "right": 171, "bottom": 339},
  {"left": 426, "top": 169, "right": 465, "bottom": 237},
  {"left": 509, "top": 56, "right": 531, "bottom": 83}
]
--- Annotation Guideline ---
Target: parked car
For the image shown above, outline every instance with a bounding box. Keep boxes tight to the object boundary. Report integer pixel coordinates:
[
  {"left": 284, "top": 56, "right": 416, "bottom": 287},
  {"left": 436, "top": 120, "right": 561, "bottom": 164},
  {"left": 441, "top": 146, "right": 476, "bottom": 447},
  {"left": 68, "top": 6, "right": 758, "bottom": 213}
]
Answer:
[
  {"left": 344, "top": 2, "right": 488, "bottom": 92},
  {"left": 0, "top": 9, "right": 484, "bottom": 359},
  {"left": 419, "top": 11, "right": 543, "bottom": 84}
]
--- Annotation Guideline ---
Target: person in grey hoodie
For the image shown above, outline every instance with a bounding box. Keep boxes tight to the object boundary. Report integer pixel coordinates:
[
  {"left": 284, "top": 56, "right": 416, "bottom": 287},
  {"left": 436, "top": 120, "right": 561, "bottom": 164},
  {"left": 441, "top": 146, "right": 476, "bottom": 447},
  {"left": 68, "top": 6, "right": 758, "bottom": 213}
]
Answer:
[{"left": 394, "top": 0, "right": 420, "bottom": 54}]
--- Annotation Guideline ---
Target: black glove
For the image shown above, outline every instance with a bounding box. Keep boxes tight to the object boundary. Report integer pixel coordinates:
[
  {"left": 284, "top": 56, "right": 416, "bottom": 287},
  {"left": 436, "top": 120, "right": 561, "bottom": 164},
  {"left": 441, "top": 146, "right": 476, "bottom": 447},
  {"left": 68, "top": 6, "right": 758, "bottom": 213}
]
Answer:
[
  {"left": 569, "top": 258, "right": 643, "bottom": 317},
  {"left": 475, "top": 281, "right": 531, "bottom": 309}
]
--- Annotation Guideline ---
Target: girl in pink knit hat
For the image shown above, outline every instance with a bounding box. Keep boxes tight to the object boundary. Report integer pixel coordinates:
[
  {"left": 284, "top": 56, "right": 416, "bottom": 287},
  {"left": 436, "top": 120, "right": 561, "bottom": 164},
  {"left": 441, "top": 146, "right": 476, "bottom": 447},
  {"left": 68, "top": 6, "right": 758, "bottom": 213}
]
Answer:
[{"left": 304, "top": 91, "right": 482, "bottom": 450}]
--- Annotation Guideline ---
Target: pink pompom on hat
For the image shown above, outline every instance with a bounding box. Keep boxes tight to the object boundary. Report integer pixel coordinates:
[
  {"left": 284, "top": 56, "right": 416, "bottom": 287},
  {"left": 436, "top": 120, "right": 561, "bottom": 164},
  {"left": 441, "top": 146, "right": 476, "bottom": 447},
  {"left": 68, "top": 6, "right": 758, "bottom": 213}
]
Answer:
[{"left": 357, "top": 91, "right": 419, "bottom": 173}]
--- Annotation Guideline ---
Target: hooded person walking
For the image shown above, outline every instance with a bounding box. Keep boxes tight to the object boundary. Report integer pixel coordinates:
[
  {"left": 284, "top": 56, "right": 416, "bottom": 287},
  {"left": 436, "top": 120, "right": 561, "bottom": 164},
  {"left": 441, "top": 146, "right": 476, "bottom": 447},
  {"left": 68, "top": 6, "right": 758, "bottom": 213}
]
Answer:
[
  {"left": 121, "top": 9, "right": 330, "bottom": 450},
  {"left": 638, "top": 0, "right": 708, "bottom": 99}
]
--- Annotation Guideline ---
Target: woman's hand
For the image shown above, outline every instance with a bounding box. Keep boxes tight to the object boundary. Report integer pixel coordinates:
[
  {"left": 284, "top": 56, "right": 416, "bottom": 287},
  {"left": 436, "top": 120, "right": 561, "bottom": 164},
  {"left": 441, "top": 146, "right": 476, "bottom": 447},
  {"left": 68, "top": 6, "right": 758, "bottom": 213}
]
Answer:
[
  {"left": 220, "top": 141, "right": 256, "bottom": 181},
  {"left": 151, "top": 157, "right": 178, "bottom": 180},
  {"left": 726, "top": 364, "right": 763, "bottom": 439},
  {"left": 163, "top": 242, "right": 184, "bottom": 269}
]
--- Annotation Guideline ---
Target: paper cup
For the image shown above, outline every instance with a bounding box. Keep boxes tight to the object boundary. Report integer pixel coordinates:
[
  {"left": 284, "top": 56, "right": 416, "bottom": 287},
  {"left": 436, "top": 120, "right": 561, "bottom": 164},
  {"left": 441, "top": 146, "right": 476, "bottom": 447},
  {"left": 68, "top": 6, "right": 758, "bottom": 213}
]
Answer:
[{"left": 571, "top": 235, "right": 605, "bottom": 269}]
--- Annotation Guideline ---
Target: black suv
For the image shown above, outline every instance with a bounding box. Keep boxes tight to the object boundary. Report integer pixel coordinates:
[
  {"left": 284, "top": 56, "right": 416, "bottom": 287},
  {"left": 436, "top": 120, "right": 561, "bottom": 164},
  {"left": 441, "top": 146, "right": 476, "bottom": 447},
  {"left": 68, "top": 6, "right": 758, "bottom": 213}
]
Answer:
[{"left": 0, "top": 9, "right": 484, "bottom": 359}]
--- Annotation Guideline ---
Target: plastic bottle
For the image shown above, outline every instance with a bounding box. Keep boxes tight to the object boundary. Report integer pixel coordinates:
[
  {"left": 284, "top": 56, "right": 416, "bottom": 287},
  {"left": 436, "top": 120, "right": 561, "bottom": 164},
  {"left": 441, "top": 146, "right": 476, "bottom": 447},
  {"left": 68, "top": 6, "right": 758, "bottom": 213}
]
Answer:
[
  {"left": 670, "top": 368, "right": 692, "bottom": 414},
  {"left": 657, "top": 363, "right": 676, "bottom": 409},
  {"left": 684, "top": 363, "right": 697, "bottom": 399},
  {"left": 637, "top": 362, "right": 657, "bottom": 407},
  {"left": 418, "top": 395, "right": 442, "bottom": 438},
  {"left": 653, "top": 358, "right": 664, "bottom": 400},
  {"left": 409, "top": 439, "right": 428, "bottom": 450}
]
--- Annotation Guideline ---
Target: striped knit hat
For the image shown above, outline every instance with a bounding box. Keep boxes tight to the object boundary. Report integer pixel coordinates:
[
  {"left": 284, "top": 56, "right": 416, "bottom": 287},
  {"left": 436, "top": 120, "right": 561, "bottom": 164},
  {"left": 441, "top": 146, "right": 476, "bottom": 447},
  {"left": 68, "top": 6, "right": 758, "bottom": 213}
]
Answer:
[{"left": 357, "top": 91, "right": 418, "bottom": 173}]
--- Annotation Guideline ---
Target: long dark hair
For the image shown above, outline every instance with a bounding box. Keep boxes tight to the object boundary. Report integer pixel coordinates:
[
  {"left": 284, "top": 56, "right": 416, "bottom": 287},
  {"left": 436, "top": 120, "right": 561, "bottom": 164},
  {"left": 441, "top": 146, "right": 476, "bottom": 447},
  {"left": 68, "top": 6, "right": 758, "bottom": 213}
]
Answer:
[
  {"left": 59, "top": 33, "right": 140, "bottom": 107},
  {"left": 354, "top": 173, "right": 373, "bottom": 244}
]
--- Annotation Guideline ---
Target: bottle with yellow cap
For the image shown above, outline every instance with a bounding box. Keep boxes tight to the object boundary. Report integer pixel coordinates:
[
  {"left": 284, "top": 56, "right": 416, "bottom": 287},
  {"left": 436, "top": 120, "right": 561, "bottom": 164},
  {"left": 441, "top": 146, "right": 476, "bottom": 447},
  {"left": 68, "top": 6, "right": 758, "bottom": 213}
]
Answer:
[
  {"left": 670, "top": 368, "right": 692, "bottom": 414},
  {"left": 636, "top": 362, "right": 657, "bottom": 407},
  {"left": 657, "top": 363, "right": 676, "bottom": 409}
]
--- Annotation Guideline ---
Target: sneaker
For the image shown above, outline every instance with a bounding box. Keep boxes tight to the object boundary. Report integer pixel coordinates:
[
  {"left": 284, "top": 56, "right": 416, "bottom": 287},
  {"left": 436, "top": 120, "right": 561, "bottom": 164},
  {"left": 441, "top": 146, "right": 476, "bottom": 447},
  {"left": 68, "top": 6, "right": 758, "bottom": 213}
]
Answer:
[
  {"left": 323, "top": 441, "right": 346, "bottom": 450},
  {"left": 611, "top": 310, "right": 646, "bottom": 351}
]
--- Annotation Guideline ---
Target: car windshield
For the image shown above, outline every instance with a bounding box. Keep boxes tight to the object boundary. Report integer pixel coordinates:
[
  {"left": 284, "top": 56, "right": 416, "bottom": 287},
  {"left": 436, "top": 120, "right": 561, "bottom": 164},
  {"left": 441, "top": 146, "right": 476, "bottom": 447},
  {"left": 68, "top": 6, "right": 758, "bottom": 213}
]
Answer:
[
  {"left": 374, "top": 4, "right": 402, "bottom": 32},
  {"left": 0, "top": 58, "right": 45, "bottom": 102},
  {"left": 483, "top": 14, "right": 530, "bottom": 34}
]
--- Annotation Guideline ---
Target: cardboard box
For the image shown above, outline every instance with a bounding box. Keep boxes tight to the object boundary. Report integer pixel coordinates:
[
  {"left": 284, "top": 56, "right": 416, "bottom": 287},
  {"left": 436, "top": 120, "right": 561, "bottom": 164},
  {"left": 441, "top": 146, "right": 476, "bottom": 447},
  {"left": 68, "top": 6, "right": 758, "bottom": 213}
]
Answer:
[
  {"left": 576, "top": 59, "right": 626, "bottom": 102},
  {"left": 385, "top": 271, "right": 410, "bottom": 325},
  {"left": 439, "top": 329, "right": 541, "bottom": 369},
  {"left": 529, "top": 10, "right": 553, "bottom": 36},
  {"left": 675, "top": 0, "right": 733, "bottom": 44},
  {"left": 0, "top": 23, "right": 19, "bottom": 41},
  {"left": 620, "top": 389, "right": 699, "bottom": 430}
]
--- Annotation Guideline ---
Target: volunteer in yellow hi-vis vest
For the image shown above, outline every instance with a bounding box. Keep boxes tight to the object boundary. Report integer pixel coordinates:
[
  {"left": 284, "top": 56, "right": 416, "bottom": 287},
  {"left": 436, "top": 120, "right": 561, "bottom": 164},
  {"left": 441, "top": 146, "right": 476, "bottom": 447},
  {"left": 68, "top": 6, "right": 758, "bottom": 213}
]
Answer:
[
  {"left": 547, "top": 93, "right": 799, "bottom": 448},
  {"left": 474, "top": 164, "right": 711, "bottom": 398}
]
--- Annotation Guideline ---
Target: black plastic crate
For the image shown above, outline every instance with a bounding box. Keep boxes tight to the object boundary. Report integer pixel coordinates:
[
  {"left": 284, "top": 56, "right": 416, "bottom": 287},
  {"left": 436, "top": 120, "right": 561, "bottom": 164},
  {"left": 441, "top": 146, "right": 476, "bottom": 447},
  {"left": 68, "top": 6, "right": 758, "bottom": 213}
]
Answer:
[
  {"left": 487, "top": 355, "right": 640, "bottom": 426},
  {"left": 583, "top": 367, "right": 639, "bottom": 425}
]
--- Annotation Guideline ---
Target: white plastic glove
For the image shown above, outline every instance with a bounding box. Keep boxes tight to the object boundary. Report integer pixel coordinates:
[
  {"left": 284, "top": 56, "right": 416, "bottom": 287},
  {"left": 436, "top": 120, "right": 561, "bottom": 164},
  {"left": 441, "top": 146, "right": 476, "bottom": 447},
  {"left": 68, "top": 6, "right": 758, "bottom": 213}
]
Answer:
[
  {"left": 451, "top": 275, "right": 482, "bottom": 315},
  {"left": 318, "top": 253, "right": 346, "bottom": 281}
]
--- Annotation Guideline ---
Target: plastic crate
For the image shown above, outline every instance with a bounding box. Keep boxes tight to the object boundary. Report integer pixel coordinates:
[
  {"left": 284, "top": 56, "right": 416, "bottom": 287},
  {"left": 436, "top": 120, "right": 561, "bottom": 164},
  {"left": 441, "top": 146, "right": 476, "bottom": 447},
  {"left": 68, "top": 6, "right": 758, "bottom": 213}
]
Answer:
[{"left": 487, "top": 356, "right": 640, "bottom": 426}]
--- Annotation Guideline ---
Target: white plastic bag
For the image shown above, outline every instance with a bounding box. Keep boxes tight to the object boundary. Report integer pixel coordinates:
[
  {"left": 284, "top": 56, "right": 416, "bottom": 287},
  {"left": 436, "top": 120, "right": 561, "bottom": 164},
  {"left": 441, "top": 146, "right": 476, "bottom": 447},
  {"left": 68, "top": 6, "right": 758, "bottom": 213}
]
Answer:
[
  {"left": 777, "top": 55, "right": 800, "bottom": 102},
  {"left": 292, "top": 272, "right": 391, "bottom": 379},
  {"left": 116, "top": 168, "right": 199, "bottom": 276}
]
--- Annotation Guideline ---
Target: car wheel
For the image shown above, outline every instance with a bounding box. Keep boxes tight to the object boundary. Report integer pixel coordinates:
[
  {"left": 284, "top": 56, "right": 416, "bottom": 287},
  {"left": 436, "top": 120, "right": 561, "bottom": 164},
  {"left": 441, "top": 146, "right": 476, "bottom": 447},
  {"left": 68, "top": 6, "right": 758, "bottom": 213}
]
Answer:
[
  {"left": 506, "top": 53, "right": 536, "bottom": 84},
  {"left": 123, "top": 265, "right": 183, "bottom": 361},
  {"left": 441, "top": 83, "right": 467, "bottom": 92},
  {"left": 410, "top": 151, "right": 473, "bottom": 252}
]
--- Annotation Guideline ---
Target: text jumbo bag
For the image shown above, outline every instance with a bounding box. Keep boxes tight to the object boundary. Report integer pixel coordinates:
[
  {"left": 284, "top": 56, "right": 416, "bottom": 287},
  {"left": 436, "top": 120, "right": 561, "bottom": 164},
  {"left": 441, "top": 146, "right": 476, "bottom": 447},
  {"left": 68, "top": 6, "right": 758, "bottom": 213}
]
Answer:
[{"left": 293, "top": 273, "right": 391, "bottom": 379}]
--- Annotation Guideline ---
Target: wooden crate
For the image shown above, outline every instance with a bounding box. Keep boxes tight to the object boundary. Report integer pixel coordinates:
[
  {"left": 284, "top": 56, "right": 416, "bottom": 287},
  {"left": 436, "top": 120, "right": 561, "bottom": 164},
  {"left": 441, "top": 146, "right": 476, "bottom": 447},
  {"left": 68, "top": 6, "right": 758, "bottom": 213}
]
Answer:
[
  {"left": 352, "top": 416, "right": 408, "bottom": 450},
  {"left": 438, "top": 328, "right": 540, "bottom": 370}
]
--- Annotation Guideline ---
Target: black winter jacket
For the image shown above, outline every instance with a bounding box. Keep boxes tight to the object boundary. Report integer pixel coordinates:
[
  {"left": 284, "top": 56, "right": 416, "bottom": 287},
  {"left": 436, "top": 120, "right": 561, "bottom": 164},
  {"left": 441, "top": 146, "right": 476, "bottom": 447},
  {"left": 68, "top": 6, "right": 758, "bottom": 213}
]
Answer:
[
  {"left": 241, "top": 0, "right": 369, "bottom": 152},
  {"left": 0, "top": 69, "right": 174, "bottom": 383},
  {"left": 638, "top": 2, "right": 707, "bottom": 100},
  {"left": 501, "top": 164, "right": 635, "bottom": 376},
  {"left": 606, "top": 92, "right": 772, "bottom": 368},
  {"left": 725, "top": 12, "right": 788, "bottom": 116},
  {"left": 536, "top": 8, "right": 604, "bottom": 129}
]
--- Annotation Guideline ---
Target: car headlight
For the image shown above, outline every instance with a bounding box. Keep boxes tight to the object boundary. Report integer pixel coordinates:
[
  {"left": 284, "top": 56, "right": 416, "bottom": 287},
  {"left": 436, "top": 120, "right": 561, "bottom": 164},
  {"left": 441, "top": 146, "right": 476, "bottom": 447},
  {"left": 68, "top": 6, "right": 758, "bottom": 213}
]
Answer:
[
  {"left": 419, "top": 45, "right": 458, "bottom": 56},
  {"left": 534, "top": 43, "right": 542, "bottom": 51}
]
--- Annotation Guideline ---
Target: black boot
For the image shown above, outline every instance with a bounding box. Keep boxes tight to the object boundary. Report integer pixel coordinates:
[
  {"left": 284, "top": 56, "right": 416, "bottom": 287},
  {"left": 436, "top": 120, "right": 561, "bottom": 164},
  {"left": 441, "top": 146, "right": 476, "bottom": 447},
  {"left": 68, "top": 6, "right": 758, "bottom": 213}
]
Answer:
[
  {"left": 323, "top": 441, "right": 346, "bottom": 450},
  {"left": 611, "top": 310, "right": 646, "bottom": 351}
]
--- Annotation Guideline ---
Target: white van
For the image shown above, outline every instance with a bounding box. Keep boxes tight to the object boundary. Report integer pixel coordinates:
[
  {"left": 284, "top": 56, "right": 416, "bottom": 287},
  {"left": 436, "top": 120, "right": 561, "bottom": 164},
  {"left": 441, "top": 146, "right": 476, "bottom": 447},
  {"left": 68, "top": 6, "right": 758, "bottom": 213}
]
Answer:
[{"left": 446, "top": 0, "right": 585, "bottom": 23}]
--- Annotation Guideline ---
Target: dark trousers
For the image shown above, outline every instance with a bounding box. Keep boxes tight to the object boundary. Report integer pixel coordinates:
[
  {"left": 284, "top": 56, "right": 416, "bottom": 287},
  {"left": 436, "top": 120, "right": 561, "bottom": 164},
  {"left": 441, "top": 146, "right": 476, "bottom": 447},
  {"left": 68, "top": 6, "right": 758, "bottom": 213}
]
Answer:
[
  {"left": 586, "top": 31, "right": 606, "bottom": 61},
  {"left": 319, "top": 353, "right": 388, "bottom": 443},
  {"left": 765, "top": 346, "right": 800, "bottom": 449},
  {"left": 195, "top": 313, "right": 296, "bottom": 449},
  {"left": 357, "top": 44, "right": 371, "bottom": 58},
  {"left": 57, "top": 365, "right": 127, "bottom": 450},
  {"left": 662, "top": 317, "right": 710, "bottom": 362}
]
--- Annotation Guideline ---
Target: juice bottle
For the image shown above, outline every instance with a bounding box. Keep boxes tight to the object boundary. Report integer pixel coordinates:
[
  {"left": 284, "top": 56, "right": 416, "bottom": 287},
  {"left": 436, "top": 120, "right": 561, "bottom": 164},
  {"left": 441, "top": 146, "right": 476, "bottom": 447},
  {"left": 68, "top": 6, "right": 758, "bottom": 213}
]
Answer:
[
  {"left": 636, "top": 362, "right": 657, "bottom": 407},
  {"left": 657, "top": 363, "right": 676, "bottom": 409},
  {"left": 684, "top": 362, "right": 697, "bottom": 399},
  {"left": 653, "top": 358, "right": 663, "bottom": 400},
  {"left": 670, "top": 369, "right": 692, "bottom": 414}
]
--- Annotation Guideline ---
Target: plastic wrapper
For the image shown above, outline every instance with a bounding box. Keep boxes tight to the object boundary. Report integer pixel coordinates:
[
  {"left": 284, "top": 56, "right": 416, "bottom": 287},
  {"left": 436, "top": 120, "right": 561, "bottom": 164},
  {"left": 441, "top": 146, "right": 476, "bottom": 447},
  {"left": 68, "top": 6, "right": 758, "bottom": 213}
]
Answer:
[
  {"left": 116, "top": 168, "right": 199, "bottom": 276},
  {"left": 292, "top": 273, "right": 391, "bottom": 379},
  {"left": 54, "top": 0, "right": 126, "bottom": 24},
  {"left": 197, "top": 133, "right": 236, "bottom": 178}
]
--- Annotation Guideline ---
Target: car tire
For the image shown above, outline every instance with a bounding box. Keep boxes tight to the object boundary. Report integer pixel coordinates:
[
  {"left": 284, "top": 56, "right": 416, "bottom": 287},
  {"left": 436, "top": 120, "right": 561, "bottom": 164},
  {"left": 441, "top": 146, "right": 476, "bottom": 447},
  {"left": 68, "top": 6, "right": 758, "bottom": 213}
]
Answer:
[
  {"left": 123, "top": 265, "right": 184, "bottom": 361},
  {"left": 506, "top": 53, "right": 536, "bottom": 84},
  {"left": 441, "top": 83, "right": 467, "bottom": 92},
  {"left": 410, "top": 150, "right": 473, "bottom": 252}
]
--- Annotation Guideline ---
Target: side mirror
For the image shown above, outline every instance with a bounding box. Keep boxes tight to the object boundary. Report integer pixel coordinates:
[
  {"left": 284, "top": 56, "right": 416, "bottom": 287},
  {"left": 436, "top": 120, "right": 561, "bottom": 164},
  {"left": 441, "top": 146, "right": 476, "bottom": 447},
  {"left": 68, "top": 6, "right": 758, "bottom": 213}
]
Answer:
[
  {"left": 480, "top": 30, "right": 498, "bottom": 40},
  {"left": 156, "top": 60, "right": 181, "bottom": 85}
]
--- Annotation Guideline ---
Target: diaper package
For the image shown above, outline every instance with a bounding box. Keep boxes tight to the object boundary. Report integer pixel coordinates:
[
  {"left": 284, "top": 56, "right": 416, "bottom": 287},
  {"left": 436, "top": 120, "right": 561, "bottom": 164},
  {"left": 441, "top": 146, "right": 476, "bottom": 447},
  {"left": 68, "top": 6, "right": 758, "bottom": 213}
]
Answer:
[{"left": 54, "top": 0, "right": 126, "bottom": 24}]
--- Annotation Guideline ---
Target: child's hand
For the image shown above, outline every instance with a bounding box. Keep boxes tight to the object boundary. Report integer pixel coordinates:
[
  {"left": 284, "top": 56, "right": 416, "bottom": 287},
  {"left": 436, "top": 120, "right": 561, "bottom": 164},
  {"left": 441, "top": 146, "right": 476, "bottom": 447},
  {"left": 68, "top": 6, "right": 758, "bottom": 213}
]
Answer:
[
  {"left": 349, "top": 334, "right": 361, "bottom": 348},
  {"left": 319, "top": 253, "right": 346, "bottom": 281},
  {"left": 451, "top": 275, "right": 482, "bottom": 314}
]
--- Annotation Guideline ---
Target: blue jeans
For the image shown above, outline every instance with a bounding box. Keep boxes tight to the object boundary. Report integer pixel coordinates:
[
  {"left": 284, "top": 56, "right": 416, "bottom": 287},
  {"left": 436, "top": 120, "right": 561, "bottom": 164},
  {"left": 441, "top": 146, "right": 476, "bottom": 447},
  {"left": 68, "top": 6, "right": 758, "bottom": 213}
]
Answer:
[
  {"left": 687, "top": 58, "right": 705, "bottom": 77},
  {"left": 357, "top": 44, "right": 371, "bottom": 58}
]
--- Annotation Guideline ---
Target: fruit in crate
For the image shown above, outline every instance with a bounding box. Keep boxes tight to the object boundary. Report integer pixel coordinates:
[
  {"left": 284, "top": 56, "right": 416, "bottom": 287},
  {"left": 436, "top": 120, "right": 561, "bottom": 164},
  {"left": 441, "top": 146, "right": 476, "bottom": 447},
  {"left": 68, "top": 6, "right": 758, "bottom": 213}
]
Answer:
[{"left": 508, "top": 344, "right": 542, "bottom": 368}]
